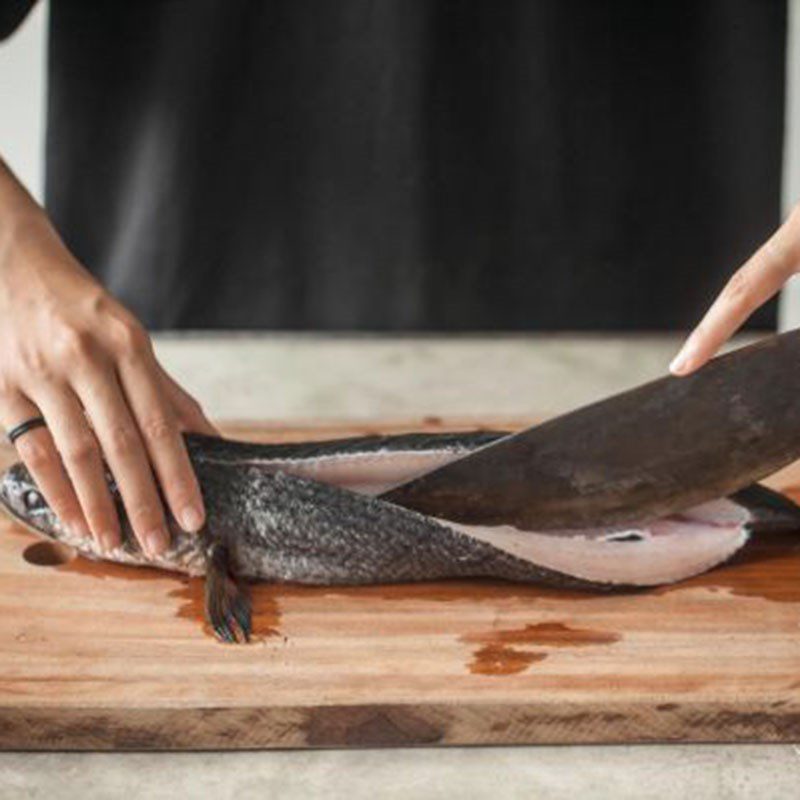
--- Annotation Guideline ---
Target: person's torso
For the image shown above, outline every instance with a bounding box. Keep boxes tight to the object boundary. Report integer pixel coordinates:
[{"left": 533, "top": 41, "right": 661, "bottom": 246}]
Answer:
[{"left": 39, "top": 0, "right": 786, "bottom": 330}]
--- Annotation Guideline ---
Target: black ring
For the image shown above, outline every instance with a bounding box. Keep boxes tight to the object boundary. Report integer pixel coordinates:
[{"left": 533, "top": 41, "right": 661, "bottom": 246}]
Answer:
[{"left": 6, "top": 417, "right": 47, "bottom": 445}]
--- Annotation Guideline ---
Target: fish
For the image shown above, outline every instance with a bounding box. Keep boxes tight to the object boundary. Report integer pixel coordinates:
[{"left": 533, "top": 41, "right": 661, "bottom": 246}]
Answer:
[{"left": 1, "top": 430, "right": 799, "bottom": 644}]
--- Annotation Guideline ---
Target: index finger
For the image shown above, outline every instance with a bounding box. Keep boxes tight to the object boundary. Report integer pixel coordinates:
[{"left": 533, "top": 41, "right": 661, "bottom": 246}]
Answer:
[{"left": 670, "top": 239, "right": 795, "bottom": 376}]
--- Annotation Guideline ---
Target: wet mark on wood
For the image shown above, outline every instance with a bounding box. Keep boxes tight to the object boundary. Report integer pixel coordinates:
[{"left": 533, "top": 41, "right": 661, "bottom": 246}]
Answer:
[
  {"left": 469, "top": 644, "right": 547, "bottom": 675},
  {"left": 461, "top": 622, "right": 620, "bottom": 676}
]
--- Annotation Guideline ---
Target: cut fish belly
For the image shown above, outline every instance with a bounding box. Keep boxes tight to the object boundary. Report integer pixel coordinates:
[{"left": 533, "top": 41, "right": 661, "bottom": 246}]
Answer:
[{"left": 444, "top": 498, "right": 752, "bottom": 587}]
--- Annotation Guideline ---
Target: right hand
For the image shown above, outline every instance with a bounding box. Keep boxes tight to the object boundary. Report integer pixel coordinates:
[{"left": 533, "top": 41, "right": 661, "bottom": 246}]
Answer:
[{"left": 0, "top": 209, "right": 218, "bottom": 557}]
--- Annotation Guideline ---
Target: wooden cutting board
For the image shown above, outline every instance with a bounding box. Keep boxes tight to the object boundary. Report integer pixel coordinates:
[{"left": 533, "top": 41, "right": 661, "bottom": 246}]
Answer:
[{"left": 0, "top": 418, "right": 798, "bottom": 750}]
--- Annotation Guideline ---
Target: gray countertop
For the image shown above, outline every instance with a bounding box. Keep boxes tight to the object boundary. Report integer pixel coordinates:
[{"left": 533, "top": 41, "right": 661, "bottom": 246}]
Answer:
[
  {"left": 152, "top": 331, "right": 749, "bottom": 421},
  {"left": 2, "top": 331, "right": 797, "bottom": 800}
]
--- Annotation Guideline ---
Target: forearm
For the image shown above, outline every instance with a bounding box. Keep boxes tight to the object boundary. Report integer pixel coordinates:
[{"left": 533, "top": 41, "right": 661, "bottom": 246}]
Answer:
[{"left": 0, "top": 155, "right": 85, "bottom": 295}]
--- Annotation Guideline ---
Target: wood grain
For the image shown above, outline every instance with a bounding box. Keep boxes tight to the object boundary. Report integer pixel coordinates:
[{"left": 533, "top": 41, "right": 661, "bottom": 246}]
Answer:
[{"left": 0, "top": 418, "right": 798, "bottom": 749}]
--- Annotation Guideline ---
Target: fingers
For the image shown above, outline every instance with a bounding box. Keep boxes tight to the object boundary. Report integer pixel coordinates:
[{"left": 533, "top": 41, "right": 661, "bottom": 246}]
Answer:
[
  {"left": 31, "top": 386, "right": 123, "bottom": 553},
  {"left": 157, "top": 365, "right": 219, "bottom": 436},
  {"left": 115, "top": 352, "right": 206, "bottom": 535},
  {"left": 72, "top": 365, "right": 175, "bottom": 557},
  {"left": 0, "top": 393, "right": 90, "bottom": 541},
  {"left": 670, "top": 210, "right": 800, "bottom": 376}
]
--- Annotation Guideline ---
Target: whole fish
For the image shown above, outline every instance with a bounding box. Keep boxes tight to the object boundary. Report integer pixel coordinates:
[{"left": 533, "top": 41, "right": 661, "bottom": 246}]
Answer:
[{"left": 1, "top": 430, "right": 798, "bottom": 643}]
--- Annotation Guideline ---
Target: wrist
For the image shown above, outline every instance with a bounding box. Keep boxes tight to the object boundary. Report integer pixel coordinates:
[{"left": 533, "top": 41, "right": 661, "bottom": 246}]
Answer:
[{"left": 0, "top": 206, "right": 74, "bottom": 279}]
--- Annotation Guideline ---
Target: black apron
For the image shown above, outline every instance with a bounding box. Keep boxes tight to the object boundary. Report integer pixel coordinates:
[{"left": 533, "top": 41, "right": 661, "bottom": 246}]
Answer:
[{"left": 2, "top": 0, "right": 787, "bottom": 330}]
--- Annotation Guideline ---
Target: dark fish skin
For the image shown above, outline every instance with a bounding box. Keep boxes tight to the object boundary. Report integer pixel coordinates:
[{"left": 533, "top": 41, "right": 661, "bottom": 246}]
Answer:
[{"left": 196, "top": 458, "right": 604, "bottom": 589}]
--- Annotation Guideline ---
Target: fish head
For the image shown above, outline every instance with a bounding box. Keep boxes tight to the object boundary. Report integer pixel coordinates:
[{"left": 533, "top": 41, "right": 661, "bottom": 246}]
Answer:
[{"left": 0, "top": 462, "right": 63, "bottom": 541}]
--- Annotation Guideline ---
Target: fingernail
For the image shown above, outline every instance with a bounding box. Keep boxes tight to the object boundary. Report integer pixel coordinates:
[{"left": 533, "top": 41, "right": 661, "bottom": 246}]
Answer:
[
  {"left": 670, "top": 341, "right": 696, "bottom": 375},
  {"left": 669, "top": 353, "right": 688, "bottom": 375},
  {"left": 99, "top": 532, "right": 118, "bottom": 554},
  {"left": 180, "top": 505, "right": 204, "bottom": 532},
  {"left": 145, "top": 528, "right": 169, "bottom": 557}
]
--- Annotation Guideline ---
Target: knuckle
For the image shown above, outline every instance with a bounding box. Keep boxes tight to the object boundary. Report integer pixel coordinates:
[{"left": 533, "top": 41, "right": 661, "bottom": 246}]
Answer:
[
  {"left": 110, "top": 318, "right": 149, "bottom": 360},
  {"left": 54, "top": 327, "right": 96, "bottom": 364},
  {"left": 166, "top": 477, "right": 195, "bottom": 505},
  {"left": 19, "top": 346, "right": 54, "bottom": 382},
  {"left": 106, "top": 423, "right": 138, "bottom": 457},
  {"left": 141, "top": 415, "right": 175, "bottom": 444},
  {"left": 128, "top": 501, "right": 161, "bottom": 530},
  {"left": 62, "top": 434, "right": 97, "bottom": 465}
]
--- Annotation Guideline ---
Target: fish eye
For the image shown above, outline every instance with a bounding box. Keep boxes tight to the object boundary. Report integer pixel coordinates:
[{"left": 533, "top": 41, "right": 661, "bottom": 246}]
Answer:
[{"left": 23, "top": 489, "right": 46, "bottom": 512}]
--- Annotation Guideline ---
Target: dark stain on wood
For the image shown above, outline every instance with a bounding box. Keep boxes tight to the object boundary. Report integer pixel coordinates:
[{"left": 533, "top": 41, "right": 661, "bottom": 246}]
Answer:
[
  {"left": 469, "top": 645, "right": 548, "bottom": 675},
  {"left": 462, "top": 622, "right": 620, "bottom": 676},
  {"left": 696, "top": 709, "right": 800, "bottom": 739},
  {"left": 303, "top": 705, "right": 443, "bottom": 747}
]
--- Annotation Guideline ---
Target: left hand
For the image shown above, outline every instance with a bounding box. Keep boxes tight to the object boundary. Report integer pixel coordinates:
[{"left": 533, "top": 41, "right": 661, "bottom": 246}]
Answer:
[{"left": 670, "top": 205, "right": 800, "bottom": 375}]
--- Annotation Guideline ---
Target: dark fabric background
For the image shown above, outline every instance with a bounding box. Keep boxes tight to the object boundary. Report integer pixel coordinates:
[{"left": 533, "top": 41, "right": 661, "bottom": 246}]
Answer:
[{"left": 8, "top": 1, "right": 791, "bottom": 330}]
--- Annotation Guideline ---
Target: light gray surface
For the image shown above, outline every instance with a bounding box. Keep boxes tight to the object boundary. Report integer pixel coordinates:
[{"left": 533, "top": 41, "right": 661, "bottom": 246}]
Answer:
[
  {"left": 152, "top": 331, "right": 754, "bottom": 422},
  {"left": 0, "top": 0, "right": 45, "bottom": 200},
  {"left": 1, "top": 745, "right": 799, "bottom": 800},
  {"left": 0, "top": 332, "right": 794, "bottom": 800}
]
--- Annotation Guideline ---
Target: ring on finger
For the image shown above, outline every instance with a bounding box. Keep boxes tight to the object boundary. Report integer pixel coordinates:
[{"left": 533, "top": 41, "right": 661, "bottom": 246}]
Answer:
[{"left": 6, "top": 416, "right": 48, "bottom": 445}]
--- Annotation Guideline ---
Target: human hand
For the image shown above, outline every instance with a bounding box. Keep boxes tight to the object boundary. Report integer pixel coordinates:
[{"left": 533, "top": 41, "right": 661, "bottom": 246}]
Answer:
[
  {"left": 0, "top": 210, "right": 217, "bottom": 557},
  {"left": 670, "top": 208, "right": 800, "bottom": 376}
]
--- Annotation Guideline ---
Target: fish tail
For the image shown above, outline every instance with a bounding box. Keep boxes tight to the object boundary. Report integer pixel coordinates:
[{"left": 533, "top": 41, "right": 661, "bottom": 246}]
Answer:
[
  {"left": 204, "top": 541, "right": 252, "bottom": 644},
  {"left": 732, "top": 483, "right": 800, "bottom": 533}
]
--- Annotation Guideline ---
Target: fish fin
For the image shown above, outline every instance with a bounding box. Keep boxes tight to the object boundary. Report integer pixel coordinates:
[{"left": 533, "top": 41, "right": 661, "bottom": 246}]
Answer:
[
  {"left": 205, "top": 541, "right": 252, "bottom": 644},
  {"left": 731, "top": 483, "right": 800, "bottom": 533}
]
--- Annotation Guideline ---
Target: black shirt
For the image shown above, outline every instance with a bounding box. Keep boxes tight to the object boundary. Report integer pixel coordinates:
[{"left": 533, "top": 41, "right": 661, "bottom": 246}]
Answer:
[{"left": 1, "top": 0, "right": 787, "bottom": 330}]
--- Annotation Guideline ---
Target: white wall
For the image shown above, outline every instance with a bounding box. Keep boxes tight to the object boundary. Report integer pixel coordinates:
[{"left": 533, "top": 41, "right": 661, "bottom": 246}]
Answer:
[
  {"left": 0, "top": 1, "right": 797, "bottom": 329},
  {"left": 0, "top": 0, "right": 45, "bottom": 201},
  {"left": 780, "top": 0, "right": 800, "bottom": 329}
]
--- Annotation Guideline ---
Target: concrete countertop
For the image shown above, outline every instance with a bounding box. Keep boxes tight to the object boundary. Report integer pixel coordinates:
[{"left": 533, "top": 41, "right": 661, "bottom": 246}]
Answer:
[
  {"left": 153, "top": 331, "right": 746, "bottom": 421},
  {"left": 2, "top": 331, "right": 798, "bottom": 800}
]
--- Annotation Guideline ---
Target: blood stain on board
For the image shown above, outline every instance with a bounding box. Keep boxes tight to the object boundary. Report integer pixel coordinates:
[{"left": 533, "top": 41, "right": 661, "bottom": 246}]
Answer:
[{"left": 462, "top": 622, "right": 620, "bottom": 676}]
